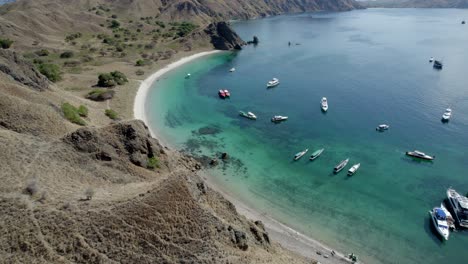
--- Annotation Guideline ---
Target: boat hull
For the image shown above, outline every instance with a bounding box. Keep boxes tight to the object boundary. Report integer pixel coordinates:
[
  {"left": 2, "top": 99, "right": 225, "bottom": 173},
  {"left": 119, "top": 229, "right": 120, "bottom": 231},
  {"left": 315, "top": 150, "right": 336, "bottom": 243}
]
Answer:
[{"left": 405, "top": 152, "right": 434, "bottom": 160}]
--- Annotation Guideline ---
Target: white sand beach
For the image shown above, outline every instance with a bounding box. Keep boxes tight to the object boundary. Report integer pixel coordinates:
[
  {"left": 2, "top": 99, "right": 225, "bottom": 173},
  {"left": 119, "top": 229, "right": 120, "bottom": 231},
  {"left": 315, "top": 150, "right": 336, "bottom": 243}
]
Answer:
[{"left": 133, "top": 51, "right": 358, "bottom": 264}]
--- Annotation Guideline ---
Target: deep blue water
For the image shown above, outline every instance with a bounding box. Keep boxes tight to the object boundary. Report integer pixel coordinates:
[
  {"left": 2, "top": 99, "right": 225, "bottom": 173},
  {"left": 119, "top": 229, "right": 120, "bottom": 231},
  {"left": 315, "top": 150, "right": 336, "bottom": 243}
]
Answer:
[{"left": 146, "top": 9, "right": 468, "bottom": 264}]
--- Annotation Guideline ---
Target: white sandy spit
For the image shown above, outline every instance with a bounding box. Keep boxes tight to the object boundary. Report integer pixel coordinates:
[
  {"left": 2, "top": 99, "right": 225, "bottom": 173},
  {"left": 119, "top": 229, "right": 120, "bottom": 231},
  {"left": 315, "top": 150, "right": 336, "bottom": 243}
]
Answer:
[{"left": 133, "top": 50, "right": 222, "bottom": 137}]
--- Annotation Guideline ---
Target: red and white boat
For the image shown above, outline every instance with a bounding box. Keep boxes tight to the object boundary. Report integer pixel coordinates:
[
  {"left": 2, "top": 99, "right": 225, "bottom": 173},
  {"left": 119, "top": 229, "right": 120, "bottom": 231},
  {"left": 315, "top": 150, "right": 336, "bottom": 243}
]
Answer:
[{"left": 218, "top": 89, "right": 230, "bottom": 99}]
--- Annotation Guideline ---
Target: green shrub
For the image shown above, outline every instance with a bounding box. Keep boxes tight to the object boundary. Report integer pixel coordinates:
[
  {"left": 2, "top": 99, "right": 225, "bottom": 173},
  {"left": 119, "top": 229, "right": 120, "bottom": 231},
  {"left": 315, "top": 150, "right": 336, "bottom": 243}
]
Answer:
[
  {"left": 0, "top": 38, "right": 14, "bottom": 49},
  {"left": 60, "top": 51, "right": 74, "bottom": 58},
  {"left": 38, "top": 63, "right": 62, "bottom": 82},
  {"left": 147, "top": 156, "right": 159, "bottom": 169},
  {"left": 65, "top": 32, "right": 82, "bottom": 42},
  {"left": 105, "top": 109, "right": 118, "bottom": 120},
  {"left": 62, "top": 103, "right": 86, "bottom": 125},
  {"left": 77, "top": 105, "right": 88, "bottom": 117},
  {"left": 176, "top": 22, "right": 198, "bottom": 37},
  {"left": 97, "top": 73, "right": 116, "bottom": 87},
  {"left": 135, "top": 59, "right": 151, "bottom": 66},
  {"left": 110, "top": 20, "right": 120, "bottom": 28},
  {"left": 110, "top": 71, "right": 127, "bottom": 85},
  {"left": 97, "top": 71, "right": 127, "bottom": 87},
  {"left": 34, "top": 49, "right": 49, "bottom": 56}
]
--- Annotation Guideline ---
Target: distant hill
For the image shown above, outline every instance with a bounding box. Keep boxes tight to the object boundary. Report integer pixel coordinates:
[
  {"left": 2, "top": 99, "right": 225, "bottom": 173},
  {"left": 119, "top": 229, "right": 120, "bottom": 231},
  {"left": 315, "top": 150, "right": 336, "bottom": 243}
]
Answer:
[
  {"left": 0, "top": 0, "right": 14, "bottom": 5},
  {"left": 360, "top": 0, "right": 468, "bottom": 8}
]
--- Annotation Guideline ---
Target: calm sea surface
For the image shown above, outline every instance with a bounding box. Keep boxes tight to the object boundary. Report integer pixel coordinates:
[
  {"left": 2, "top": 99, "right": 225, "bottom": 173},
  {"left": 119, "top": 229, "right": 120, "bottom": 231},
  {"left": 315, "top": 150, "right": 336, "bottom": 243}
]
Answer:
[{"left": 146, "top": 9, "right": 468, "bottom": 264}]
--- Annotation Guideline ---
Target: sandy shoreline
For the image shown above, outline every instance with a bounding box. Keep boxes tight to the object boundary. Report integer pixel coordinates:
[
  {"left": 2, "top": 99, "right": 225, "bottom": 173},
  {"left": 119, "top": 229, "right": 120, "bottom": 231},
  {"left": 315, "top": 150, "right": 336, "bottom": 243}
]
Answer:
[{"left": 133, "top": 51, "right": 357, "bottom": 264}]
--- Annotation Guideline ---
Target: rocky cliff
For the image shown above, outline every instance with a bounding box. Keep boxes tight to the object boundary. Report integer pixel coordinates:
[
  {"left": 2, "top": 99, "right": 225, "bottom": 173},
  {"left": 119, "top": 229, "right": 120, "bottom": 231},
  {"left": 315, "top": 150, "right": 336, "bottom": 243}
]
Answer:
[{"left": 204, "top": 22, "right": 246, "bottom": 50}]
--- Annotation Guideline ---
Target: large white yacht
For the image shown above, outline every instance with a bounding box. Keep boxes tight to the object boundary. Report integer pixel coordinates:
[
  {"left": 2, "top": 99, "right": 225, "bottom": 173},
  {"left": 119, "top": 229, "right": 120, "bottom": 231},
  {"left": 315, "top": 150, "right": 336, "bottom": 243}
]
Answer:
[{"left": 447, "top": 188, "right": 468, "bottom": 228}]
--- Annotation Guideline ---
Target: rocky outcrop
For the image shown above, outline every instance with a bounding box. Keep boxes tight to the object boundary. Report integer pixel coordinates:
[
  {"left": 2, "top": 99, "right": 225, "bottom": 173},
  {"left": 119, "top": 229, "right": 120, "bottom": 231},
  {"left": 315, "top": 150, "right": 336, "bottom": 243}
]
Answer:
[
  {"left": 0, "top": 49, "right": 49, "bottom": 91},
  {"left": 63, "top": 120, "right": 165, "bottom": 169},
  {"left": 86, "top": 90, "right": 115, "bottom": 101},
  {"left": 204, "top": 22, "right": 246, "bottom": 50}
]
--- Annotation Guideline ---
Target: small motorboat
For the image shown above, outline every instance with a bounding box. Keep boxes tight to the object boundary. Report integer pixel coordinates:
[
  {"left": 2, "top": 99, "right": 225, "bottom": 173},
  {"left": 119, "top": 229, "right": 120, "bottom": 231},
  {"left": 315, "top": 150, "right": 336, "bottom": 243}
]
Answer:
[
  {"left": 376, "top": 124, "right": 390, "bottom": 131},
  {"left": 347, "top": 163, "right": 361, "bottom": 176},
  {"left": 218, "top": 90, "right": 229, "bottom": 99},
  {"left": 433, "top": 60, "right": 443, "bottom": 69},
  {"left": 185, "top": 73, "right": 191, "bottom": 79},
  {"left": 462, "top": 20, "right": 466, "bottom": 24},
  {"left": 334, "top": 158, "right": 349, "bottom": 173},
  {"left": 294, "top": 149, "right": 309, "bottom": 161},
  {"left": 239, "top": 111, "right": 257, "bottom": 120},
  {"left": 309, "top": 148, "right": 324, "bottom": 161},
  {"left": 429, "top": 207, "right": 450, "bottom": 241},
  {"left": 229, "top": 68, "right": 236, "bottom": 72},
  {"left": 405, "top": 150, "right": 435, "bottom": 160},
  {"left": 267, "top": 78, "right": 280, "bottom": 88},
  {"left": 271, "top": 115, "right": 288, "bottom": 123},
  {"left": 429, "top": 57, "right": 434, "bottom": 63},
  {"left": 441, "top": 108, "right": 452, "bottom": 122},
  {"left": 321, "top": 97, "right": 328, "bottom": 112}
]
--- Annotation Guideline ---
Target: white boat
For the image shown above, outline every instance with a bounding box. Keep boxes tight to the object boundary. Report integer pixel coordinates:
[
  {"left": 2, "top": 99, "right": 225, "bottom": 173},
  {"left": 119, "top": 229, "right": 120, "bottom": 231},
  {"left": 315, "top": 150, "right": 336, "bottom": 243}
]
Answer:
[
  {"left": 376, "top": 124, "right": 390, "bottom": 131},
  {"left": 429, "top": 57, "right": 435, "bottom": 63},
  {"left": 440, "top": 203, "right": 456, "bottom": 230},
  {"left": 321, "top": 97, "right": 328, "bottom": 112},
  {"left": 334, "top": 158, "right": 349, "bottom": 173},
  {"left": 347, "top": 163, "right": 361, "bottom": 176},
  {"left": 185, "top": 73, "right": 191, "bottom": 79},
  {"left": 441, "top": 108, "right": 452, "bottom": 122},
  {"left": 429, "top": 207, "right": 450, "bottom": 240},
  {"left": 271, "top": 115, "right": 288, "bottom": 122},
  {"left": 405, "top": 150, "right": 435, "bottom": 161},
  {"left": 447, "top": 188, "right": 468, "bottom": 228},
  {"left": 267, "top": 78, "right": 280, "bottom": 88},
  {"left": 239, "top": 111, "right": 257, "bottom": 120},
  {"left": 309, "top": 148, "right": 324, "bottom": 161},
  {"left": 229, "top": 68, "right": 236, "bottom": 72},
  {"left": 294, "top": 149, "right": 308, "bottom": 161}
]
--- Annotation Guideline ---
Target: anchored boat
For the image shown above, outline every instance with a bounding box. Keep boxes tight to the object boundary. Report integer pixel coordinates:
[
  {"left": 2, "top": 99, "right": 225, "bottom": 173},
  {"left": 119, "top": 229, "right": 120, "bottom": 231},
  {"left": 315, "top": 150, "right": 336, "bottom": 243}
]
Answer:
[
  {"left": 376, "top": 124, "right": 389, "bottom": 131},
  {"left": 309, "top": 148, "right": 324, "bottom": 161},
  {"left": 294, "top": 149, "right": 309, "bottom": 161},
  {"left": 441, "top": 108, "right": 452, "bottom": 122},
  {"left": 405, "top": 150, "right": 434, "bottom": 161},
  {"left": 429, "top": 207, "right": 450, "bottom": 240},
  {"left": 347, "top": 163, "right": 361, "bottom": 176},
  {"left": 321, "top": 97, "right": 328, "bottom": 112},
  {"left": 447, "top": 188, "right": 468, "bottom": 228},
  {"left": 334, "top": 158, "right": 349, "bottom": 173},
  {"left": 239, "top": 111, "right": 257, "bottom": 120},
  {"left": 271, "top": 116, "right": 288, "bottom": 123},
  {"left": 267, "top": 78, "right": 280, "bottom": 88}
]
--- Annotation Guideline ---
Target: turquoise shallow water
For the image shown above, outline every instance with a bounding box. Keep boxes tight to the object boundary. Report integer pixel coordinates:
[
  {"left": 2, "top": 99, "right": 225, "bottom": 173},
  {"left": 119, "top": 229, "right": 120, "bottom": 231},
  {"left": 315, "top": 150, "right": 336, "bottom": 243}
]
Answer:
[{"left": 146, "top": 9, "right": 468, "bottom": 264}]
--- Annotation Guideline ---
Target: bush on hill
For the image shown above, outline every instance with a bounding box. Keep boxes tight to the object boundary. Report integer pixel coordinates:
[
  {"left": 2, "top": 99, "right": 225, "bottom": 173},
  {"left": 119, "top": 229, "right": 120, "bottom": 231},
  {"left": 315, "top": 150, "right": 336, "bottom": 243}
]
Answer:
[
  {"left": 97, "top": 71, "right": 128, "bottom": 87},
  {"left": 35, "top": 49, "right": 49, "bottom": 56},
  {"left": 38, "top": 63, "right": 62, "bottom": 82},
  {"left": 0, "top": 38, "right": 14, "bottom": 49},
  {"left": 105, "top": 109, "right": 118, "bottom": 120},
  {"left": 61, "top": 103, "right": 86, "bottom": 125},
  {"left": 60, "top": 51, "right": 74, "bottom": 58}
]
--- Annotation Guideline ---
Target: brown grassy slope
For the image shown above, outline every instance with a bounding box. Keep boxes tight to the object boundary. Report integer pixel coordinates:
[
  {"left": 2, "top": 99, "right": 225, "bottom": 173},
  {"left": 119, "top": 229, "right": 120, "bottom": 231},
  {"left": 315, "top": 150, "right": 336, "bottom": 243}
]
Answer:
[{"left": 0, "top": 52, "right": 310, "bottom": 263}]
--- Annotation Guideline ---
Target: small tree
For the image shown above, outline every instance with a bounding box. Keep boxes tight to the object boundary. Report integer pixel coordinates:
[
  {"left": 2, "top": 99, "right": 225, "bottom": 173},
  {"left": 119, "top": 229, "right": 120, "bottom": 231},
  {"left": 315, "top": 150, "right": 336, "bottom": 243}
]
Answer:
[
  {"left": 110, "top": 20, "right": 120, "bottom": 29},
  {"left": 0, "top": 38, "right": 14, "bottom": 49},
  {"left": 110, "top": 71, "right": 127, "bottom": 85},
  {"left": 35, "top": 49, "right": 50, "bottom": 56},
  {"left": 85, "top": 188, "right": 95, "bottom": 200},
  {"left": 97, "top": 73, "right": 116, "bottom": 87}
]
